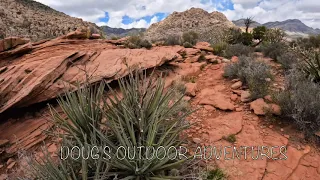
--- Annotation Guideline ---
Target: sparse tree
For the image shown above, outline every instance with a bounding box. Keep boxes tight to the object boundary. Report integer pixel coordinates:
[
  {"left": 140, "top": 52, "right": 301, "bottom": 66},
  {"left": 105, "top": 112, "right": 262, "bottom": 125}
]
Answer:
[{"left": 244, "top": 17, "right": 254, "bottom": 33}]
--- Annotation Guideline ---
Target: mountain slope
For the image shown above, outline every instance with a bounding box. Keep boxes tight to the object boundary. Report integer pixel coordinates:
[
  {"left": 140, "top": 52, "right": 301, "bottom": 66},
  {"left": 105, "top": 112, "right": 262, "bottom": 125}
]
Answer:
[
  {"left": 263, "top": 19, "right": 320, "bottom": 34},
  {"left": 233, "top": 18, "right": 320, "bottom": 35},
  {"left": 144, "top": 8, "right": 236, "bottom": 43},
  {"left": 0, "top": 0, "right": 102, "bottom": 41},
  {"left": 101, "top": 26, "right": 145, "bottom": 38}
]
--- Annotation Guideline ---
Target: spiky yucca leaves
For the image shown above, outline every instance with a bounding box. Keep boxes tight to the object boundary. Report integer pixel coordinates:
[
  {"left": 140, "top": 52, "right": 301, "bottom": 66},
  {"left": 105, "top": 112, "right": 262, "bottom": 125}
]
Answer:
[
  {"left": 50, "top": 82, "right": 105, "bottom": 143},
  {"left": 26, "top": 70, "right": 191, "bottom": 179},
  {"left": 99, "top": 71, "right": 192, "bottom": 179}
]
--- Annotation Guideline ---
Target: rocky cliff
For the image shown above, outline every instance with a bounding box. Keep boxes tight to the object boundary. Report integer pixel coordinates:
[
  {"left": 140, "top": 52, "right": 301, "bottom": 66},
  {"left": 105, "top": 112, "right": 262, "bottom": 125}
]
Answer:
[
  {"left": 144, "top": 8, "right": 236, "bottom": 43},
  {"left": 0, "top": 0, "right": 102, "bottom": 41}
]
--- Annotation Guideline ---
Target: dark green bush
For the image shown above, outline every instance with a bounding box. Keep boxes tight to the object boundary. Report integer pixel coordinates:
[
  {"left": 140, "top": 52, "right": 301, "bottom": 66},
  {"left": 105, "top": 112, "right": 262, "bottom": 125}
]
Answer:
[
  {"left": 182, "top": 31, "right": 199, "bottom": 45},
  {"left": 224, "top": 44, "right": 254, "bottom": 58},
  {"left": 273, "top": 70, "right": 320, "bottom": 138},
  {"left": 252, "top": 26, "right": 267, "bottom": 41},
  {"left": 224, "top": 56, "right": 273, "bottom": 99},
  {"left": 241, "top": 32, "right": 253, "bottom": 46},
  {"left": 25, "top": 71, "right": 192, "bottom": 179}
]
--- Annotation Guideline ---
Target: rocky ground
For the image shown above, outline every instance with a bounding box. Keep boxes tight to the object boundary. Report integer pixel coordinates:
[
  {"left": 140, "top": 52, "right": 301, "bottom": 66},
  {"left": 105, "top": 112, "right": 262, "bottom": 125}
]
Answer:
[{"left": 0, "top": 34, "right": 320, "bottom": 179}]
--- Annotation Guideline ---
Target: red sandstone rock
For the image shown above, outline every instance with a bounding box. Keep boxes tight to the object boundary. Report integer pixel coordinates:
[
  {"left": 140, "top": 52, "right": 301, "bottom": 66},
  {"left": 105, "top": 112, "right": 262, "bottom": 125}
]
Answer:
[
  {"left": 0, "top": 39, "right": 181, "bottom": 113},
  {"left": 185, "top": 83, "right": 197, "bottom": 97},
  {"left": 250, "top": 98, "right": 269, "bottom": 115}
]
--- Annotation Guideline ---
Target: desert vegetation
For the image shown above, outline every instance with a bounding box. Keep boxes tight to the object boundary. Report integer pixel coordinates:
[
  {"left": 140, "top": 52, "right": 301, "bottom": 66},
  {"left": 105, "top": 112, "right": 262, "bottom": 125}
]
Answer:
[
  {"left": 125, "top": 35, "right": 152, "bottom": 49},
  {"left": 214, "top": 17, "right": 320, "bottom": 139}
]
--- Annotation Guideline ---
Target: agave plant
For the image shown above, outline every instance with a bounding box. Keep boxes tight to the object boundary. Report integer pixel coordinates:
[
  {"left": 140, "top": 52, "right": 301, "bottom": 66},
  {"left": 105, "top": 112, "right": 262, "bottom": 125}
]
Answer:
[{"left": 25, "top": 70, "right": 192, "bottom": 179}]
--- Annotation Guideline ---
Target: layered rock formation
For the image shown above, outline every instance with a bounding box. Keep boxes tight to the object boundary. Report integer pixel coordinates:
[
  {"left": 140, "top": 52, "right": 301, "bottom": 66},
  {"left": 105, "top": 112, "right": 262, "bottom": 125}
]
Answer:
[
  {"left": 0, "top": 33, "right": 182, "bottom": 114},
  {"left": 0, "top": 0, "right": 102, "bottom": 41},
  {"left": 144, "top": 8, "right": 235, "bottom": 43}
]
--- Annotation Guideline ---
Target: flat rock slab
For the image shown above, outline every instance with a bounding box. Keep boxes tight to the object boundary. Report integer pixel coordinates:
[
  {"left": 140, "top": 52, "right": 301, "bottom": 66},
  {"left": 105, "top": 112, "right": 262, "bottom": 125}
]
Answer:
[{"left": 204, "top": 112, "right": 243, "bottom": 142}]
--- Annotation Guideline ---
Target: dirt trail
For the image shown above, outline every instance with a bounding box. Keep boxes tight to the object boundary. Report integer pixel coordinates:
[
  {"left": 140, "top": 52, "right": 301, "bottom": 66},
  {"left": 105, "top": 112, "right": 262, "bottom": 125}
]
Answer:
[{"left": 181, "top": 59, "right": 320, "bottom": 180}]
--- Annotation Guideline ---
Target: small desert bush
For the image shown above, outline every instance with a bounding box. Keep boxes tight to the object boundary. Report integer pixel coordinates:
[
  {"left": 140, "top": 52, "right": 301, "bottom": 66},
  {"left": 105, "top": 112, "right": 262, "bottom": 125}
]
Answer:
[
  {"left": 291, "top": 35, "right": 320, "bottom": 50},
  {"left": 183, "top": 42, "right": 193, "bottom": 48},
  {"left": 164, "top": 35, "right": 181, "bottom": 46},
  {"left": 261, "top": 42, "right": 287, "bottom": 61},
  {"left": 273, "top": 70, "right": 320, "bottom": 138},
  {"left": 24, "top": 70, "right": 193, "bottom": 179},
  {"left": 111, "top": 36, "right": 120, "bottom": 40},
  {"left": 212, "top": 42, "right": 228, "bottom": 56},
  {"left": 277, "top": 51, "right": 300, "bottom": 70},
  {"left": 224, "top": 28, "right": 243, "bottom": 45},
  {"left": 265, "top": 28, "right": 285, "bottom": 44},
  {"left": 224, "top": 44, "right": 254, "bottom": 58},
  {"left": 206, "top": 168, "right": 227, "bottom": 180},
  {"left": 224, "top": 56, "right": 273, "bottom": 99},
  {"left": 182, "top": 31, "right": 199, "bottom": 46},
  {"left": 125, "top": 35, "right": 152, "bottom": 49}
]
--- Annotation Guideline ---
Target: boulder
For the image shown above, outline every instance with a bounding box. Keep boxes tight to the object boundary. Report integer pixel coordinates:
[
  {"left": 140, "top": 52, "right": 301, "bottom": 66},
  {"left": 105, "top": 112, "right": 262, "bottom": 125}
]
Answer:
[
  {"left": 185, "top": 83, "right": 197, "bottom": 97},
  {"left": 250, "top": 98, "right": 269, "bottom": 115},
  {"left": 194, "top": 42, "right": 213, "bottom": 51},
  {"left": 231, "top": 81, "right": 243, "bottom": 90},
  {"left": 185, "top": 55, "right": 200, "bottom": 63},
  {"left": 241, "top": 91, "right": 251, "bottom": 102},
  {"left": 198, "top": 89, "right": 235, "bottom": 111},
  {"left": 90, "top": 34, "right": 101, "bottom": 39},
  {"left": 269, "top": 103, "right": 281, "bottom": 116},
  {"left": 65, "top": 30, "right": 89, "bottom": 39}
]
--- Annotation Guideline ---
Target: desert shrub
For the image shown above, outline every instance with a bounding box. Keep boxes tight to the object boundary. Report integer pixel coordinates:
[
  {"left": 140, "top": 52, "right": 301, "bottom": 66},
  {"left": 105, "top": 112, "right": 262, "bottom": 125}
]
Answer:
[
  {"left": 291, "top": 35, "right": 320, "bottom": 50},
  {"left": 183, "top": 42, "right": 193, "bottom": 48},
  {"left": 125, "top": 35, "right": 152, "bottom": 49},
  {"left": 206, "top": 169, "right": 227, "bottom": 180},
  {"left": 261, "top": 42, "right": 287, "bottom": 61},
  {"left": 252, "top": 26, "right": 267, "bottom": 41},
  {"left": 241, "top": 32, "right": 253, "bottom": 46},
  {"left": 224, "top": 28, "right": 243, "bottom": 44},
  {"left": 224, "top": 44, "right": 254, "bottom": 58},
  {"left": 182, "top": 31, "right": 199, "bottom": 45},
  {"left": 111, "top": 36, "right": 120, "bottom": 40},
  {"left": 265, "top": 28, "right": 285, "bottom": 43},
  {"left": 212, "top": 42, "right": 228, "bottom": 56},
  {"left": 164, "top": 34, "right": 181, "bottom": 46},
  {"left": 277, "top": 51, "right": 300, "bottom": 70},
  {"left": 273, "top": 70, "right": 320, "bottom": 138},
  {"left": 25, "top": 71, "right": 192, "bottom": 179},
  {"left": 224, "top": 56, "right": 273, "bottom": 99},
  {"left": 139, "top": 39, "right": 152, "bottom": 49},
  {"left": 223, "top": 134, "right": 236, "bottom": 143}
]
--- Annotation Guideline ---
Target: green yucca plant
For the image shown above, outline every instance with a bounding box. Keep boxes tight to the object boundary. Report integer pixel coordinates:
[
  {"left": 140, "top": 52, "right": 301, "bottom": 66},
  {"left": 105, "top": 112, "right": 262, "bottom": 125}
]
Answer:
[
  {"left": 24, "top": 70, "right": 192, "bottom": 179},
  {"left": 301, "top": 51, "right": 320, "bottom": 83},
  {"left": 292, "top": 46, "right": 320, "bottom": 82}
]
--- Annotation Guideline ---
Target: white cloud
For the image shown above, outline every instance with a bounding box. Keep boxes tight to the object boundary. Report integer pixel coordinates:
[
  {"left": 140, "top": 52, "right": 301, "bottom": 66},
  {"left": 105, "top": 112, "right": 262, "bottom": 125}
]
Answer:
[{"left": 35, "top": 0, "right": 320, "bottom": 29}]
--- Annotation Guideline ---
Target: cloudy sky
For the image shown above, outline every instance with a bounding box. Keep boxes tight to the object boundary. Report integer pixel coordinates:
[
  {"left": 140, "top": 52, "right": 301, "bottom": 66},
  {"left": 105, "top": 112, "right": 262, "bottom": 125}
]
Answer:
[{"left": 34, "top": 0, "right": 320, "bottom": 29}]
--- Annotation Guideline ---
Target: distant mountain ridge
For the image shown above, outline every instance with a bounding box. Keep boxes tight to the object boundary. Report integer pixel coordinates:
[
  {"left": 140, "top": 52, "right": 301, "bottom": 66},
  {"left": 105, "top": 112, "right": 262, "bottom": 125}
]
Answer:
[
  {"left": 100, "top": 26, "right": 146, "bottom": 38},
  {"left": 232, "top": 18, "right": 320, "bottom": 35}
]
